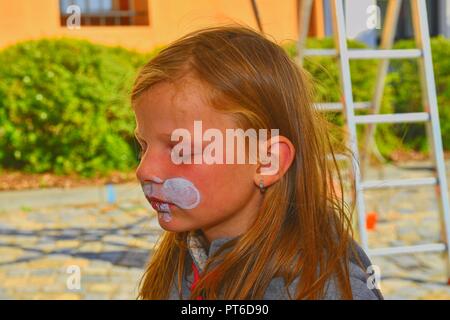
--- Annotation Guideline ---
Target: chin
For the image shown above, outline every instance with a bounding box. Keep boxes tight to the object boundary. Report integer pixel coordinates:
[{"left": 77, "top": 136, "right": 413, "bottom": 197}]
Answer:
[{"left": 158, "top": 219, "right": 193, "bottom": 233}]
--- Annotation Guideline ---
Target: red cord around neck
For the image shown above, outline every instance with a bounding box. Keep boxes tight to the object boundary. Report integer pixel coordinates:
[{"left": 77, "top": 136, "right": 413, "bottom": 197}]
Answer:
[{"left": 190, "top": 261, "right": 203, "bottom": 300}]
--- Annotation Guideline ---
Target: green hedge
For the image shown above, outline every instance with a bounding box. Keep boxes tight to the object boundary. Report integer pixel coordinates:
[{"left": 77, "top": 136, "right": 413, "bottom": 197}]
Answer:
[
  {"left": 388, "top": 36, "right": 450, "bottom": 151},
  {"left": 0, "top": 39, "right": 153, "bottom": 177}
]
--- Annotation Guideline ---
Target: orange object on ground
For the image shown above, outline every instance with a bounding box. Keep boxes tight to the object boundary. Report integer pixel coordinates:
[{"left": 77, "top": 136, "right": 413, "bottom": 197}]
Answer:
[{"left": 366, "top": 211, "right": 378, "bottom": 230}]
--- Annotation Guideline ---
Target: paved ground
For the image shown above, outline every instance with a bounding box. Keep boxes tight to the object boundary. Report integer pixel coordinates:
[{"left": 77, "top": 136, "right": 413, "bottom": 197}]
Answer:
[
  {"left": 0, "top": 162, "right": 450, "bottom": 299},
  {"left": 365, "top": 188, "right": 450, "bottom": 299},
  {"left": 0, "top": 200, "right": 158, "bottom": 299},
  {"left": 360, "top": 161, "right": 450, "bottom": 299}
]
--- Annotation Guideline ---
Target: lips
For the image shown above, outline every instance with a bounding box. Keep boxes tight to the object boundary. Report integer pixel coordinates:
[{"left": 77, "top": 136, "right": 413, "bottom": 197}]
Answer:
[{"left": 147, "top": 196, "right": 174, "bottom": 212}]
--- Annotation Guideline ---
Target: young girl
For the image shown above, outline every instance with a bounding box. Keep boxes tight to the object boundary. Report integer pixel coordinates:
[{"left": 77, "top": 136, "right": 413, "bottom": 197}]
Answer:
[{"left": 131, "top": 25, "right": 383, "bottom": 300}]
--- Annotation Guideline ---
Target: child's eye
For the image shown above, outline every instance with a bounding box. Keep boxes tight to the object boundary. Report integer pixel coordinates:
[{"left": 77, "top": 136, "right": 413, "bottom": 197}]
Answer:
[
  {"left": 136, "top": 139, "right": 147, "bottom": 161},
  {"left": 138, "top": 148, "right": 144, "bottom": 161}
]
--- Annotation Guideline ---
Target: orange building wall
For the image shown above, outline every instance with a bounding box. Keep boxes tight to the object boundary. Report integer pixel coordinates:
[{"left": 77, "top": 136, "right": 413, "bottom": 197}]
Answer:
[{"left": 0, "top": 0, "right": 323, "bottom": 52}]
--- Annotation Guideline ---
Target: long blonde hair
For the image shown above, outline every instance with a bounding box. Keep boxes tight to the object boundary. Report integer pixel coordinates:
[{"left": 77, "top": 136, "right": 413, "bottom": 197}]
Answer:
[{"left": 132, "top": 25, "right": 357, "bottom": 299}]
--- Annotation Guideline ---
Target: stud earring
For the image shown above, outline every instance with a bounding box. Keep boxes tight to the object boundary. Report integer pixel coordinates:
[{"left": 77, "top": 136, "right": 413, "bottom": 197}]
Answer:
[{"left": 259, "top": 179, "right": 266, "bottom": 193}]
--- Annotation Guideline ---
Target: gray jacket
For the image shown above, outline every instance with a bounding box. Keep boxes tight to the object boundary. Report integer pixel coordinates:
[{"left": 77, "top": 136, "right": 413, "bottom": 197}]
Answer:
[{"left": 168, "top": 232, "right": 384, "bottom": 300}]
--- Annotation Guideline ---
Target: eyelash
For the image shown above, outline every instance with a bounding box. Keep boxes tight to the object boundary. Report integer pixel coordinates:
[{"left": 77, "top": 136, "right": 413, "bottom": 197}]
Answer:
[
  {"left": 136, "top": 140, "right": 146, "bottom": 160},
  {"left": 138, "top": 148, "right": 144, "bottom": 160},
  {"left": 136, "top": 140, "right": 191, "bottom": 160}
]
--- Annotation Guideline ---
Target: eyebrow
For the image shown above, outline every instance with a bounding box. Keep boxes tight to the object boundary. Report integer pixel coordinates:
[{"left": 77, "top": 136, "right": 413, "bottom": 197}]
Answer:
[{"left": 134, "top": 130, "right": 176, "bottom": 142}]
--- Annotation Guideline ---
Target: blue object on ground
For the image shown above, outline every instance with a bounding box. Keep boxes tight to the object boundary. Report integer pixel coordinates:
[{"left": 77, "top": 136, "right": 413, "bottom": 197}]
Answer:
[{"left": 106, "top": 184, "right": 117, "bottom": 203}]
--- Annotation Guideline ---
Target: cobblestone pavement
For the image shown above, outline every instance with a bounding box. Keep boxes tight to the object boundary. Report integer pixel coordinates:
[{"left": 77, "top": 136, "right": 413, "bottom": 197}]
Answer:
[
  {"left": 0, "top": 163, "right": 450, "bottom": 299},
  {"left": 0, "top": 200, "right": 158, "bottom": 299}
]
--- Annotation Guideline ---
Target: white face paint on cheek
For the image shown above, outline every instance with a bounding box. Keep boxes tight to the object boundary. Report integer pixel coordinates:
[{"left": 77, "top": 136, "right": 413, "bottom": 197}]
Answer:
[{"left": 162, "top": 178, "right": 201, "bottom": 210}]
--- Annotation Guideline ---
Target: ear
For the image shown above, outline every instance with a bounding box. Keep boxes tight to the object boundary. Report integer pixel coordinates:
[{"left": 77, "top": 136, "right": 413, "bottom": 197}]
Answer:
[{"left": 253, "top": 135, "right": 296, "bottom": 190}]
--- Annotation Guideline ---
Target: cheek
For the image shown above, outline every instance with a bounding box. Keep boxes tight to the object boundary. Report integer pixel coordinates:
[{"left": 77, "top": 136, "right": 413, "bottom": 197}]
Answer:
[{"left": 192, "top": 164, "right": 255, "bottom": 210}]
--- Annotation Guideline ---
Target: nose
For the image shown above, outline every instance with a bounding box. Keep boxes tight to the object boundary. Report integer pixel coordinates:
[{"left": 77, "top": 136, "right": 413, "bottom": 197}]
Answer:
[{"left": 135, "top": 148, "right": 167, "bottom": 183}]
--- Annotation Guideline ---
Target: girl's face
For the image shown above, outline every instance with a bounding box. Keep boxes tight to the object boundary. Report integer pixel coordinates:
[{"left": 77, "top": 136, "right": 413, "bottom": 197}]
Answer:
[{"left": 134, "top": 76, "right": 263, "bottom": 242}]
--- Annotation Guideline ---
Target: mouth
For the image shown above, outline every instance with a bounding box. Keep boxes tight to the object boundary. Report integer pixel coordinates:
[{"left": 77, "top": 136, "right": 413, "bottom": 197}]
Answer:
[{"left": 147, "top": 196, "right": 174, "bottom": 212}]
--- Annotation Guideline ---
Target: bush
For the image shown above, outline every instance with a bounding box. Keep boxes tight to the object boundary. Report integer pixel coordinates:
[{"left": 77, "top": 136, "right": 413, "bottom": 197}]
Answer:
[
  {"left": 0, "top": 39, "right": 153, "bottom": 177},
  {"left": 388, "top": 36, "right": 450, "bottom": 151}
]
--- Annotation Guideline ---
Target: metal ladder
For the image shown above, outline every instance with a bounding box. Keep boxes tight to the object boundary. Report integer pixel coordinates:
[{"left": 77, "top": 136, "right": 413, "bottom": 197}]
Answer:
[{"left": 297, "top": 0, "right": 450, "bottom": 283}]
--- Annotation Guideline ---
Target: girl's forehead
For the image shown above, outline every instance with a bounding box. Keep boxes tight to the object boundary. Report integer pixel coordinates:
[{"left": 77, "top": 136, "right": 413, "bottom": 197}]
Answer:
[
  {"left": 134, "top": 81, "right": 204, "bottom": 125},
  {"left": 134, "top": 79, "right": 237, "bottom": 135},
  {"left": 139, "top": 80, "right": 205, "bottom": 112}
]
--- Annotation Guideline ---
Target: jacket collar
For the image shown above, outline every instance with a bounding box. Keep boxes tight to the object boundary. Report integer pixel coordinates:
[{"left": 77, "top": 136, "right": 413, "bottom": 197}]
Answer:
[{"left": 187, "top": 230, "right": 238, "bottom": 273}]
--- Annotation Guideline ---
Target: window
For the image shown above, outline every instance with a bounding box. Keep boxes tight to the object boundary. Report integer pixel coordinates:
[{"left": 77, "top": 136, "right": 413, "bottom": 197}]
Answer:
[
  {"left": 378, "top": 0, "right": 439, "bottom": 41},
  {"left": 60, "top": 0, "right": 149, "bottom": 26}
]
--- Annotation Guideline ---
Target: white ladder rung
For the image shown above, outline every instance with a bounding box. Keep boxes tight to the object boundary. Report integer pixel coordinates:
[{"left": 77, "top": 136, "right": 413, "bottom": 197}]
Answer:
[
  {"left": 368, "top": 243, "right": 446, "bottom": 256},
  {"left": 347, "top": 49, "right": 422, "bottom": 59},
  {"left": 355, "top": 112, "right": 430, "bottom": 124},
  {"left": 314, "top": 102, "right": 371, "bottom": 111},
  {"left": 335, "top": 154, "right": 347, "bottom": 161},
  {"left": 303, "top": 49, "right": 422, "bottom": 59},
  {"left": 327, "top": 153, "right": 348, "bottom": 161},
  {"left": 361, "top": 177, "right": 437, "bottom": 190},
  {"left": 304, "top": 49, "right": 337, "bottom": 57}
]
